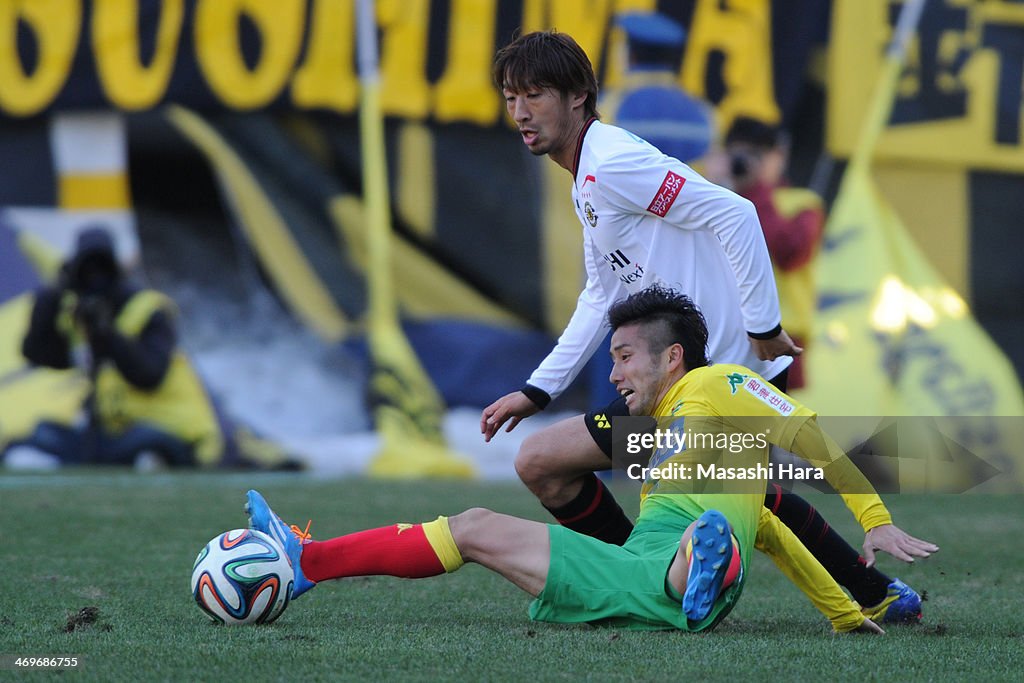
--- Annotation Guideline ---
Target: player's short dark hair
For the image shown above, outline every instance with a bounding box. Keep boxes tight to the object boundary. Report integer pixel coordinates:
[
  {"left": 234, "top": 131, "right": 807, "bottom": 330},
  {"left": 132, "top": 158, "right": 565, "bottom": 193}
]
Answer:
[
  {"left": 607, "top": 285, "right": 709, "bottom": 368},
  {"left": 492, "top": 30, "right": 600, "bottom": 120},
  {"left": 724, "top": 116, "right": 785, "bottom": 150}
]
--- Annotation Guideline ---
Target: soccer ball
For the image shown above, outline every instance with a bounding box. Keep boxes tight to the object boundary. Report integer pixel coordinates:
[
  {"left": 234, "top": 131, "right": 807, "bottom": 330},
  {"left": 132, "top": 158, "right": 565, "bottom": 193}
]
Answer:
[{"left": 190, "top": 528, "right": 294, "bottom": 625}]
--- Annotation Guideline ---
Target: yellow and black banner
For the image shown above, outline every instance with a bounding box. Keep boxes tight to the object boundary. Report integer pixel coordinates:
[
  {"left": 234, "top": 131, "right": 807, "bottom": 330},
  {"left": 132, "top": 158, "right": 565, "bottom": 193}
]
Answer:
[
  {"left": 2, "top": 0, "right": 1022, "bottom": 426},
  {"left": 0, "top": 0, "right": 821, "bottom": 129},
  {"left": 801, "top": 0, "right": 1024, "bottom": 492},
  {"left": 829, "top": 0, "right": 1024, "bottom": 172}
]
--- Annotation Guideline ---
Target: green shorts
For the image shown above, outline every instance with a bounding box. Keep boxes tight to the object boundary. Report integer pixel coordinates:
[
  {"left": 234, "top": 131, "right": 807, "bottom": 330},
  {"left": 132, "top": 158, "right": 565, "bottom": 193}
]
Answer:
[{"left": 528, "top": 523, "right": 745, "bottom": 632}]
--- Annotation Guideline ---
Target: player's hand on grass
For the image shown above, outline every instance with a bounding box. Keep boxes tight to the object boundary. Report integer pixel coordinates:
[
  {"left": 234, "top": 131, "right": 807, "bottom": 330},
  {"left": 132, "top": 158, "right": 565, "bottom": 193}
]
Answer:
[
  {"left": 852, "top": 617, "right": 885, "bottom": 635},
  {"left": 748, "top": 329, "right": 802, "bottom": 361},
  {"left": 863, "top": 524, "right": 939, "bottom": 567},
  {"left": 481, "top": 391, "right": 540, "bottom": 442}
]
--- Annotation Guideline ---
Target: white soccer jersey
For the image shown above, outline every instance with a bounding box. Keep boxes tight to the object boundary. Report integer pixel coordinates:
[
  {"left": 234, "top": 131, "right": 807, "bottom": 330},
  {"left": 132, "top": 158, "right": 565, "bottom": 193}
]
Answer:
[{"left": 527, "top": 119, "right": 791, "bottom": 400}]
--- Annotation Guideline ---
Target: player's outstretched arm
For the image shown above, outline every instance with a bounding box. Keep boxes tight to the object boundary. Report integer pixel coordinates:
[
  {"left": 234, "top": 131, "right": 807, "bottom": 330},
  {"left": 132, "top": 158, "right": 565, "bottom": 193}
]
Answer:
[
  {"left": 788, "top": 418, "right": 940, "bottom": 565},
  {"left": 863, "top": 524, "right": 939, "bottom": 568},
  {"left": 748, "top": 328, "right": 803, "bottom": 361},
  {"left": 480, "top": 391, "right": 542, "bottom": 442}
]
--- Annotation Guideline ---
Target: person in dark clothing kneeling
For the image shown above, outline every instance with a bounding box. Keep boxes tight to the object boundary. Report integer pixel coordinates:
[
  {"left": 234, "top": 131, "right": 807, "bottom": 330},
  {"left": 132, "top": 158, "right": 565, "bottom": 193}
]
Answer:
[{"left": 21, "top": 226, "right": 298, "bottom": 470}]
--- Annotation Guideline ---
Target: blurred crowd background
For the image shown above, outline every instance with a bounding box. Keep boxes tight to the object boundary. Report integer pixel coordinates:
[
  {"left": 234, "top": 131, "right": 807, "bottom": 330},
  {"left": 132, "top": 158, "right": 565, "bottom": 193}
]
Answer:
[{"left": 1, "top": 0, "right": 1022, "bottom": 488}]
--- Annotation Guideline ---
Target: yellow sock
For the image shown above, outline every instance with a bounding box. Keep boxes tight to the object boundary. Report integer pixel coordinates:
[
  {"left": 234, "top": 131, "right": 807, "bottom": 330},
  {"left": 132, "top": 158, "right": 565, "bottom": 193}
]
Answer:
[{"left": 421, "top": 516, "right": 464, "bottom": 573}]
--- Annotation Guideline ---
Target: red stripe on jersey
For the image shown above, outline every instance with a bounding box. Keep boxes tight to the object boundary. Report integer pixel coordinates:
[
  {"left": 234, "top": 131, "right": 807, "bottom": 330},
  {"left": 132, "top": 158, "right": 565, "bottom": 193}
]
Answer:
[
  {"left": 646, "top": 171, "right": 686, "bottom": 217},
  {"left": 769, "top": 483, "right": 783, "bottom": 514},
  {"left": 572, "top": 118, "right": 598, "bottom": 181}
]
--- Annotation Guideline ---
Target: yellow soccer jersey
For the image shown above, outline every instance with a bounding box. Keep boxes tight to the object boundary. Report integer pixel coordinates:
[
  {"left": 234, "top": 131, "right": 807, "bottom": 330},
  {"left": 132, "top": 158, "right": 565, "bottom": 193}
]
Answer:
[
  {"left": 637, "top": 364, "right": 891, "bottom": 546},
  {"left": 638, "top": 364, "right": 814, "bottom": 494},
  {"left": 636, "top": 364, "right": 815, "bottom": 568},
  {"left": 632, "top": 363, "right": 887, "bottom": 632}
]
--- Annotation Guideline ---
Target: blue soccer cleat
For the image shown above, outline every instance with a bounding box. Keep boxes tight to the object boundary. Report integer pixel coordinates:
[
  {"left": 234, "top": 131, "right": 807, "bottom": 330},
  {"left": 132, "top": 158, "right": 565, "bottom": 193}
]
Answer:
[
  {"left": 860, "top": 578, "right": 922, "bottom": 624},
  {"left": 682, "top": 509, "right": 735, "bottom": 623},
  {"left": 245, "top": 490, "right": 317, "bottom": 599}
]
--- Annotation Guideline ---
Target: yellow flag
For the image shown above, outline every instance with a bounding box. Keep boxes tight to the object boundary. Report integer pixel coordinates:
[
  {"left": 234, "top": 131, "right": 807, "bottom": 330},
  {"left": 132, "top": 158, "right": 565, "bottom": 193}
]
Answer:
[
  {"left": 357, "top": 0, "right": 473, "bottom": 479},
  {"left": 793, "top": 0, "right": 1024, "bottom": 492},
  {"left": 795, "top": 160, "right": 1024, "bottom": 492}
]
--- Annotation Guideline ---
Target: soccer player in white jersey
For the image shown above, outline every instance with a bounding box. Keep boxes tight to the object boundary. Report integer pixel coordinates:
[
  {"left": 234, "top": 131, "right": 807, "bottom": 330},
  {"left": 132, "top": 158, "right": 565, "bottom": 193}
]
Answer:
[{"left": 480, "top": 30, "right": 934, "bottom": 623}]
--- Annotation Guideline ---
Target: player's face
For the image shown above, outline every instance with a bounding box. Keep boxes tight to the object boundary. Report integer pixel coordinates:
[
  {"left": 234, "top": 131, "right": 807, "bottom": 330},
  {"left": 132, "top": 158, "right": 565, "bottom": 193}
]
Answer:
[
  {"left": 609, "top": 324, "right": 673, "bottom": 416},
  {"left": 503, "top": 85, "right": 582, "bottom": 163}
]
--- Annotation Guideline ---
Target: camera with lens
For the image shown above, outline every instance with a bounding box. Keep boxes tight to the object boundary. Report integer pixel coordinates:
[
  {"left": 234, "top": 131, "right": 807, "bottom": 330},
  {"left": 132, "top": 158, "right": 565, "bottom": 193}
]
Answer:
[
  {"left": 724, "top": 117, "right": 782, "bottom": 188},
  {"left": 729, "top": 151, "right": 758, "bottom": 183},
  {"left": 75, "top": 293, "right": 113, "bottom": 335}
]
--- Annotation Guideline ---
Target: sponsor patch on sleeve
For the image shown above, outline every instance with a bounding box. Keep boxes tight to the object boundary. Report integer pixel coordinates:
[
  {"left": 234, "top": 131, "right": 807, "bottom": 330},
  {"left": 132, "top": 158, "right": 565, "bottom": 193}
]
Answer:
[
  {"left": 646, "top": 171, "right": 686, "bottom": 217},
  {"left": 742, "top": 377, "right": 794, "bottom": 415}
]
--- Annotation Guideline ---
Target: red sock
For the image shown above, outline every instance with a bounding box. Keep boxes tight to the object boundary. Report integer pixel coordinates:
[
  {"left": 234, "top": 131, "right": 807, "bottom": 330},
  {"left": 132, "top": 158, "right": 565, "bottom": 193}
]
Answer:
[
  {"left": 686, "top": 535, "right": 742, "bottom": 588},
  {"left": 300, "top": 524, "right": 446, "bottom": 582},
  {"left": 723, "top": 536, "right": 741, "bottom": 588}
]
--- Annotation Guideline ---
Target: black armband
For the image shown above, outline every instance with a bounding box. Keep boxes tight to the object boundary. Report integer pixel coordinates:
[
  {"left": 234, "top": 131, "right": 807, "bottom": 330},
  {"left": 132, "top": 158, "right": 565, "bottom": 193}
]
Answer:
[
  {"left": 520, "top": 384, "right": 551, "bottom": 410},
  {"left": 747, "top": 324, "right": 782, "bottom": 340}
]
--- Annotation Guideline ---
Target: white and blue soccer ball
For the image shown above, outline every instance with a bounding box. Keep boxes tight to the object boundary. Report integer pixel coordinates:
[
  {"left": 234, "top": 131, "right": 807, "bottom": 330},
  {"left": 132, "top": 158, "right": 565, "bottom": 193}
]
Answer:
[{"left": 190, "top": 528, "right": 294, "bottom": 625}]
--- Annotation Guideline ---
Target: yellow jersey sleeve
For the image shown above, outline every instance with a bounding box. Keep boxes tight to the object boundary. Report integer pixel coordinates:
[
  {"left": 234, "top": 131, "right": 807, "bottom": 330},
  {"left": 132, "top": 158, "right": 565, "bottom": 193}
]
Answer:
[
  {"left": 706, "top": 365, "right": 893, "bottom": 532},
  {"left": 788, "top": 419, "right": 893, "bottom": 532}
]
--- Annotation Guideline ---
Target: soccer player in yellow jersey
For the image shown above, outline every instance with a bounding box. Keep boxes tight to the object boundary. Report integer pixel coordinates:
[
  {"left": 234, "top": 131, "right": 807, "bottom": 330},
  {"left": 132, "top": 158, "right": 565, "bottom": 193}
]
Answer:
[{"left": 246, "top": 286, "right": 936, "bottom": 633}]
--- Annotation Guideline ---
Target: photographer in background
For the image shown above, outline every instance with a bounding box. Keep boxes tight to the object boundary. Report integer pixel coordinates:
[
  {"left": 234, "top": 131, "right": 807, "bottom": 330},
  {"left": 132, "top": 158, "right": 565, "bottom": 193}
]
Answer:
[
  {"left": 717, "top": 117, "right": 825, "bottom": 389},
  {"left": 21, "top": 226, "right": 226, "bottom": 467}
]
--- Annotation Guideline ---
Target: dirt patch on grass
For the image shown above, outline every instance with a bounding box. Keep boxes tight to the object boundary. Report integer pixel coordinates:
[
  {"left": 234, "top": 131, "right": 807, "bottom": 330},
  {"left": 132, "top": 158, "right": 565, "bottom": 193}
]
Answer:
[{"left": 62, "top": 606, "right": 100, "bottom": 633}]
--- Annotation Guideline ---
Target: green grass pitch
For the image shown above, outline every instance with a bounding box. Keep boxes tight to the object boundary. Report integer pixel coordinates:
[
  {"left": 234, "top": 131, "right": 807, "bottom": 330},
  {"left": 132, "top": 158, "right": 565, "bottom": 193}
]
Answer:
[{"left": 1, "top": 472, "right": 1022, "bottom": 681}]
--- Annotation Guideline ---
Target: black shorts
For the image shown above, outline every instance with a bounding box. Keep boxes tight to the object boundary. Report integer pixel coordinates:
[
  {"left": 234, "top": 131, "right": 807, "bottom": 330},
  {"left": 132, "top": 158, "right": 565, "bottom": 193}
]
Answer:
[{"left": 584, "top": 367, "right": 790, "bottom": 459}]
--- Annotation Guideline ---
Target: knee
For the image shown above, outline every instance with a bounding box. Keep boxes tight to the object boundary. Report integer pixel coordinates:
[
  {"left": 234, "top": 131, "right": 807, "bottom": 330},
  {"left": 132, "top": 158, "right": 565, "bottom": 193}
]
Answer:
[
  {"left": 449, "top": 507, "right": 496, "bottom": 557},
  {"left": 514, "top": 432, "right": 553, "bottom": 489},
  {"left": 451, "top": 507, "right": 495, "bottom": 527}
]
